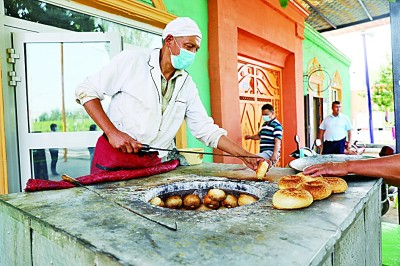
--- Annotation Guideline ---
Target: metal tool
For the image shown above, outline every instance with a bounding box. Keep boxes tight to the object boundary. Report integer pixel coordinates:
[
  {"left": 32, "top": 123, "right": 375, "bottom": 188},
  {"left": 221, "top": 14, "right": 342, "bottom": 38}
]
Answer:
[
  {"left": 61, "top": 175, "right": 177, "bottom": 231},
  {"left": 141, "top": 144, "right": 261, "bottom": 159}
]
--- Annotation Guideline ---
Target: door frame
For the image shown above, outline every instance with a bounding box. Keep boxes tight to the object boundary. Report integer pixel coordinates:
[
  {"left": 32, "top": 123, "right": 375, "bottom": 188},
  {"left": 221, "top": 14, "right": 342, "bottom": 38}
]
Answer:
[{"left": 12, "top": 31, "right": 121, "bottom": 190}]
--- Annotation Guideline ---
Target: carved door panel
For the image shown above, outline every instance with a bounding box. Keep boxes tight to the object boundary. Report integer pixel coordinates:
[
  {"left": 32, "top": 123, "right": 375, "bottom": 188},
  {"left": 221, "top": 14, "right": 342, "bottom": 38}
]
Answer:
[{"left": 238, "top": 56, "right": 282, "bottom": 163}]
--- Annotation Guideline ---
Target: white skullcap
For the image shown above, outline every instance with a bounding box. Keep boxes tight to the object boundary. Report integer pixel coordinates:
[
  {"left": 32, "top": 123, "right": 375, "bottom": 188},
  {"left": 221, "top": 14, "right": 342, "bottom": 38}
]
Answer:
[{"left": 162, "top": 17, "right": 202, "bottom": 40}]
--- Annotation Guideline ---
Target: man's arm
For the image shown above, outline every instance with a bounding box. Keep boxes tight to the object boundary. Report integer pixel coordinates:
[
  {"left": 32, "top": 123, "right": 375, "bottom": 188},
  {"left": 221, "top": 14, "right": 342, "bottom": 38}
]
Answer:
[
  {"left": 244, "top": 134, "right": 261, "bottom": 140},
  {"left": 83, "top": 99, "right": 142, "bottom": 153},
  {"left": 346, "top": 129, "right": 352, "bottom": 150},
  {"left": 317, "top": 129, "right": 325, "bottom": 148},
  {"left": 217, "top": 135, "right": 264, "bottom": 171},
  {"left": 304, "top": 154, "right": 400, "bottom": 187},
  {"left": 271, "top": 138, "right": 281, "bottom": 162},
  {"left": 318, "top": 129, "right": 324, "bottom": 141}
]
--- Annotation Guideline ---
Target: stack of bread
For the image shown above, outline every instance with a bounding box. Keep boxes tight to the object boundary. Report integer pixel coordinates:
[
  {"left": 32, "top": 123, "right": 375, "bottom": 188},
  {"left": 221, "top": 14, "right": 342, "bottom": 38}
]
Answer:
[{"left": 272, "top": 172, "right": 348, "bottom": 210}]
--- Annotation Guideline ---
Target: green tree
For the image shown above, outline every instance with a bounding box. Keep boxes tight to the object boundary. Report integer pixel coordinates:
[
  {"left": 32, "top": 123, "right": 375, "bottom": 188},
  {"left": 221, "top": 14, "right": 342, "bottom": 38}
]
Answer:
[
  {"left": 4, "top": 0, "right": 100, "bottom": 32},
  {"left": 371, "top": 57, "right": 394, "bottom": 112}
]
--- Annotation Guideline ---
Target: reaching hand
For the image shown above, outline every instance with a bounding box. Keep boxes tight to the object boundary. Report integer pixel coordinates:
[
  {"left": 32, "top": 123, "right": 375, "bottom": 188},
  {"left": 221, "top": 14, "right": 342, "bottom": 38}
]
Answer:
[
  {"left": 303, "top": 162, "right": 349, "bottom": 177},
  {"left": 239, "top": 152, "right": 266, "bottom": 171},
  {"left": 270, "top": 153, "right": 279, "bottom": 164},
  {"left": 107, "top": 131, "right": 143, "bottom": 153}
]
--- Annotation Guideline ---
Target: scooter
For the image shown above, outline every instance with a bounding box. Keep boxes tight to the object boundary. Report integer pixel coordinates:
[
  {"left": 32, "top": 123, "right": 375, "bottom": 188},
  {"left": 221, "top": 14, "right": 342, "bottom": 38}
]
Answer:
[{"left": 289, "top": 135, "right": 318, "bottom": 159}]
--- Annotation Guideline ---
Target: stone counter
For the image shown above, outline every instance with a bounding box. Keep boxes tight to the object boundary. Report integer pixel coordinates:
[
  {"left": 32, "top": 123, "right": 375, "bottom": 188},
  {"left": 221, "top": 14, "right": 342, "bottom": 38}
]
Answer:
[{"left": 0, "top": 163, "right": 382, "bottom": 265}]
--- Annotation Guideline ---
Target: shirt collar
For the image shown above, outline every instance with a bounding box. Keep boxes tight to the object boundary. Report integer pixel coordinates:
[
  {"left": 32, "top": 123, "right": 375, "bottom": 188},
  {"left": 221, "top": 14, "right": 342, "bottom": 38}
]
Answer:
[{"left": 330, "top": 113, "right": 342, "bottom": 118}]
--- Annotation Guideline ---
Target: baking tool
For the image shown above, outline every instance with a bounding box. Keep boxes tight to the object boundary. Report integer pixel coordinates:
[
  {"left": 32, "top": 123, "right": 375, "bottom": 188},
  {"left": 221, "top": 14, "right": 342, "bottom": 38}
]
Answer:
[{"left": 141, "top": 144, "right": 261, "bottom": 159}]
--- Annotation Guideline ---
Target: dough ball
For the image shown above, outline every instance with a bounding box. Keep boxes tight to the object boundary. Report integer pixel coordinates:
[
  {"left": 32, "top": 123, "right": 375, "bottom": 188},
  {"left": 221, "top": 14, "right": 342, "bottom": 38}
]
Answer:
[
  {"left": 238, "top": 194, "right": 258, "bottom": 206},
  {"left": 149, "top": 196, "right": 165, "bottom": 207},
  {"left": 207, "top": 188, "right": 227, "bottom": 201},
  {"left": 272, "top": 188, "right": 313, "bottom": 210},
  {"left": 203, "top": 195, "right": 220, "bottom": 209},
  {"left": 165, "top": 195, "right": 183, "bottom": 209},
  {"left": 183, "top": 194, "right": 201, "bottom": 210},
  {"left": 221, "top": 194, "right": 238, "bottom": 208},
  {"left": 322, "top": 177, "right": 348, "bottom": 193},
  {"left": 196, "top": 204, "right": 212, "bottom": 211},
  {"left": 296, "top": 180, "right": 332, "bottom": 200}
]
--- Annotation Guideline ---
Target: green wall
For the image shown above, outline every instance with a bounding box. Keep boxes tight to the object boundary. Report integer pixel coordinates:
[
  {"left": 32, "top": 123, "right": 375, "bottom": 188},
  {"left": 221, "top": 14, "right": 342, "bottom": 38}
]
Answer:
[
  {"left": 303, "top": 23, "right": 352, "bottom": 118},
  {"left": 164, "top": 0, "right": 213, "bottom": 161}
]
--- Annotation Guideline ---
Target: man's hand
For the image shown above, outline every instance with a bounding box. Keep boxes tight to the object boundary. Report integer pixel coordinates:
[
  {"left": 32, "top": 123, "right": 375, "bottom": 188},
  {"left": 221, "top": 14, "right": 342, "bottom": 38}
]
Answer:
[
  {"left": 303, "top": 161, "right": 349, "bottom": 177},
  {"left": 244, "top": 135, "right": 251, "bottom": 140},
  {"left": 107, "top": 131, "right": 143, "bottom": 153},
  {"left": 270, "top": 153, "right": 279, "bottom": 164},
  {"left": 239, "top": 151, "right": 267, "bottom": 171},
  {"left": 345, "top": 141, "right": 351, "bottom": 150}
]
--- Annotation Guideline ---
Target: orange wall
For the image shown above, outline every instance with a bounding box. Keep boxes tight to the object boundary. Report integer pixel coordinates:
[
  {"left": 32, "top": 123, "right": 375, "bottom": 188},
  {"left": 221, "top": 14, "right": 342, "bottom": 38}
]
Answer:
[{"left": 208, "top": 0, "right": 308, "bottom": 165}]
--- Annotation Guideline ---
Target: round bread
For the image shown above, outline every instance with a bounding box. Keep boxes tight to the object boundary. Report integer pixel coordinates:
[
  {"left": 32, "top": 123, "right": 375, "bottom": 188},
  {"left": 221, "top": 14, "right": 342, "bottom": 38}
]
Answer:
[
  {"left": 149, "top": 196, "right": 165, "bottom": 207},
  {"left": 238, "top": 194, "right": 258, "bottom": 206},
  {"left": 221, "top": 194, "right": 238, "bottom": 208},
  {"left": 256, "top": 161, "right": 269, "bottom": 179},
  {"left": 196, "top": 204, "right": 212, "bottom": 211},
  {"left": 278, "top": 175, "right": 306, "bottom": 190},
  {"left": 207, "top": 188, "right": 227, "bottom": 201},
  {"left": 183, "top": 194, "right": 201, "bottom": 210},
  {"left": 322, "top": 177, "right": 348, "bottom": 193},
  {"left": 296, "top": 172, "right": 321, "bottom": 182},
  {"left": 272, "top": 188, "right": 313, "bottom": 209},
  {"left": 296, "top": 180, "right": 332, "bottom": 200},
  {"left": 165, "top": 195, "right": 182, "bottom": 209},
  {"left": 203, "top": 195, "right": 220, "bottom": 209}
]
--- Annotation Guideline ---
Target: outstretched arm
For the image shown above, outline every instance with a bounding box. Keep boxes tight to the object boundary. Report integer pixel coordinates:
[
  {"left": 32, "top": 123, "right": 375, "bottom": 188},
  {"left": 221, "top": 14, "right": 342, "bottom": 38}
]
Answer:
[
  {"left": 303, "top": 154, "right": 400, "bottom": 187},
  {"left": 217, "top": 135, "right": 265, "bottom": 171},
  {"left": 244, "top": 134, "right": 261, "bottom": 140}
]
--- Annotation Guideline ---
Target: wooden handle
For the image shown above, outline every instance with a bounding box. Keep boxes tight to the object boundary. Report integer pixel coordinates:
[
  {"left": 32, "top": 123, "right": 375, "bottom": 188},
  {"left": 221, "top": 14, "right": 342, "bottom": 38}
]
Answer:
[{"left": 61, "top": 174, "right": 80, "bottom": 186}]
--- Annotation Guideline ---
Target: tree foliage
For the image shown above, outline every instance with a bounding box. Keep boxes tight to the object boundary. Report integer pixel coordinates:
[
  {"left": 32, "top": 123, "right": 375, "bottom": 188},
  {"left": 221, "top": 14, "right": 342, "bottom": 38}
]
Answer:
[
  {"left": 4, "top": 0, "right": 101, "bottom": 32},
  {"left": 371, "top": 57, "right": 394, "bottom": 112}
]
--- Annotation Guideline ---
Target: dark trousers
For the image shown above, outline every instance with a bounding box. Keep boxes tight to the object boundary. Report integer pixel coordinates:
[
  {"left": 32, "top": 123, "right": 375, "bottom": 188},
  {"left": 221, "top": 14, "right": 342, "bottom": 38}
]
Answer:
[
  {"left": 49, "top": 149, "right": 59, "bottom": 174},
  {"left": 322, "top": 138, "right": 346, "bottom": 154}
]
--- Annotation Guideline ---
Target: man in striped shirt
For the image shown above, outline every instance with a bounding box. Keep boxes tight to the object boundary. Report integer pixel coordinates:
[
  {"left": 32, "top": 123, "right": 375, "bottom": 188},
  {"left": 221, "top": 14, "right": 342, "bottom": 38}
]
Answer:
[{"left": 245, "top": 104, "right": 283, "bottom": 163}]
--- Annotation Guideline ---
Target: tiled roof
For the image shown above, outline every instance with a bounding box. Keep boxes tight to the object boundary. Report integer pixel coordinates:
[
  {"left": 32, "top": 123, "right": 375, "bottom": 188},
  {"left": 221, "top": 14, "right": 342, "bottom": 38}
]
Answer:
[{"left": 296, "top": 0, "right": 390, "bottom": 32}]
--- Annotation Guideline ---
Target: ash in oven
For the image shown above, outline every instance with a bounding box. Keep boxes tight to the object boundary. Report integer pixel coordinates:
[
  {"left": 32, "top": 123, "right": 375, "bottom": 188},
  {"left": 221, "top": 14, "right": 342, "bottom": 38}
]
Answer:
[{"left": 144, "top": 180, "right": 264, "bottom": 211}]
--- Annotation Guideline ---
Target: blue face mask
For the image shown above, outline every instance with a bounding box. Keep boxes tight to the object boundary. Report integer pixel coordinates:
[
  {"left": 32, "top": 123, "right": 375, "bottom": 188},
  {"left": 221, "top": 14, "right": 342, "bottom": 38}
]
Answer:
[
  {"left": 262, "top": 115, "right": 271, "bottom": 122},
  {"left": 169, "top": 38, "right": 196, "bottom": 70}
]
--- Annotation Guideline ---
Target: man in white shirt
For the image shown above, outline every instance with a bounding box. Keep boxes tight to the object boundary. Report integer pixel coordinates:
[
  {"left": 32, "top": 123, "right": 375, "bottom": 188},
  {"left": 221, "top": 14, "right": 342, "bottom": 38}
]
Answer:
[
  {"left": 75, "top": 17, "right": 262, "bottom": 171},
  {"left": 317, "top": 101, "right": 352, "bottom": 154}
]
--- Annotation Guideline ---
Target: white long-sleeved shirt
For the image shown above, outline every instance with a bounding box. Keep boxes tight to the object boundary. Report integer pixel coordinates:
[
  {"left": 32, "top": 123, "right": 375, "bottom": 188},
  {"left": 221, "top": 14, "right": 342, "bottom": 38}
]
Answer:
[{"left": 75, "top": 48, "right": 227, "bottom": 157}]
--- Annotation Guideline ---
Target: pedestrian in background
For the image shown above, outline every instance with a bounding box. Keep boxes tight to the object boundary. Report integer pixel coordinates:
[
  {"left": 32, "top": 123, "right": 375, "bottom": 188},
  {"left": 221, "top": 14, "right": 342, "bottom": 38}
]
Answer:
[
  {"left": 49, "top": 123, "right": 59, "bottom": 175},
  {"left": 317, "top": 101, "right": 352, "bottom": 154},
  {"left": 245, "top": 103, "right": 282, "bottom": 163}
]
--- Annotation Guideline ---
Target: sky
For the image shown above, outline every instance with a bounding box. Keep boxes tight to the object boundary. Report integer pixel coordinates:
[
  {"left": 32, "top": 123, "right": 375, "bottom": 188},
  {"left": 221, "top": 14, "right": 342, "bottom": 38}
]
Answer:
[{"left": 323, "top": 22, "right": 392, "bottom": 91}]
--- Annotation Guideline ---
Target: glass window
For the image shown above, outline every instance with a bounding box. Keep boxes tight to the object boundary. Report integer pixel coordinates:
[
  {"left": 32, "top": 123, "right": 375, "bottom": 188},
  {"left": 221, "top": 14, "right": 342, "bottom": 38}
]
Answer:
[
  {"left": 4, "top": 0, "right": 162, "bottom": 49},
  {"left": 31, "top": 146, "right": 93, "bottom": 180},
  {"left": 25, "top": 41, "right": 111, "bottom": 133}
]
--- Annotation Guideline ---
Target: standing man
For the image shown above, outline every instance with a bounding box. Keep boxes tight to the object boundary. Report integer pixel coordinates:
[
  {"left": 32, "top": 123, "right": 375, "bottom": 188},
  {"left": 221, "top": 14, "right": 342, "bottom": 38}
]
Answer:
[
  {"left": 75, "top": 17, "right": 263, "bottom": 171},
  {"left": 317, "top": 101, "right": 352, "bottom": 154},
  {"left": 245, "top": 104, "right": 282, "bottom": 163},
  {"left": 49, "top": 123, "right": 59, "bottom": 175}
]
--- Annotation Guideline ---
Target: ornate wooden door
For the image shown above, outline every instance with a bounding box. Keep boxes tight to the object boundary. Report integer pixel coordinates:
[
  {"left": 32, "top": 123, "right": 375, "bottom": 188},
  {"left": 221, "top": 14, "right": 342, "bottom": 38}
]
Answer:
[{"left": 238, "top": 56, "right": 283, "bottom": 159}]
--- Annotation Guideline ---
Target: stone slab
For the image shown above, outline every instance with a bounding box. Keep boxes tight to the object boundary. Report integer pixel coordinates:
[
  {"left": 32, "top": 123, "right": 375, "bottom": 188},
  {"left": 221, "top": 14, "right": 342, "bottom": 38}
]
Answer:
[{"left": 0, "top": 163, "right": 382, "bottom": 265}]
